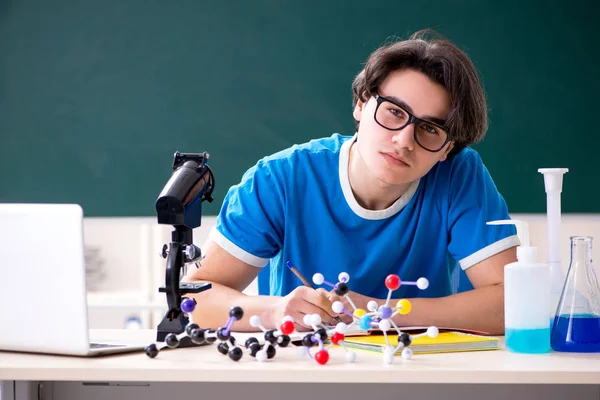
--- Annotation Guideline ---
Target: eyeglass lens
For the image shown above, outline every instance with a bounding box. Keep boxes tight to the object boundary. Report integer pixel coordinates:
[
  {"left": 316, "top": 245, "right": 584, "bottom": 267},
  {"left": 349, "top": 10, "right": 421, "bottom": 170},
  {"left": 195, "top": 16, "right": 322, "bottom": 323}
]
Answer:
[{"left": 375, "top": 99, "right": 448, "bottom": 151}]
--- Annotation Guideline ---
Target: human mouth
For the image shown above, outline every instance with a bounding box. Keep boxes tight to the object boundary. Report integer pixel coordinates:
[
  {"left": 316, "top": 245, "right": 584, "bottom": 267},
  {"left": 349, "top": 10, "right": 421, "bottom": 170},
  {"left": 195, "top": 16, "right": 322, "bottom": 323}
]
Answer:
[{"left": 382, "top": 152, "right": 410, "bottom": 167}]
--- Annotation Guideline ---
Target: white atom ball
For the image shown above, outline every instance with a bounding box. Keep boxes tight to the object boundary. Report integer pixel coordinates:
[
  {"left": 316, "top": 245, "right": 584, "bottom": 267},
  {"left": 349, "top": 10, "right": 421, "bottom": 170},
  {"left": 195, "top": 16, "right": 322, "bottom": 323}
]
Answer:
[
  {"left": 338, "top": 272, "right": 350, "bottom": 283},
  {"left": 402, "top": 347, "right": 413, "bottom": 360},
  {"left": 335, "top": 322, "right": 348, "bottom": 333},
  {"left": 383, "top": 347, "right": 395, "bottom": 365},
  {"left": 379, "top": 319, "right": 391, "bottom": 332},
  {"left": 367, "top": 300, "right": 379, "bottom": 312},
  {"left": 417, "top": 278, "right": 429, "bottom": 290},
  {"left": 346, "top": 351, "right": 357, "bottom": 363},
  {"left": 332, "top": 301, "right": 345, "bottom": 314},
  {"left": 303, "top": 314, "right": 312, "bottom": 326},
  {"left": 249, "top": 315, "right": 261, "bottom": 327},
  {"left": 297, "top": 346, "right": 308, "bottom": 357},
  {"left": 312, "top": 273, "right": 324, "bottom": 285},
  {"left": 310, "top": 314, "right": 322, "bottom": 326},
  {"left": 256, "top": 350, "right": 268, "bottom": 362},
  {"left": 427, "top": 326, "right": 439, "bottom": 338},
  {"left": 283, "top": 315, "right": 294, "bottom": 323}
]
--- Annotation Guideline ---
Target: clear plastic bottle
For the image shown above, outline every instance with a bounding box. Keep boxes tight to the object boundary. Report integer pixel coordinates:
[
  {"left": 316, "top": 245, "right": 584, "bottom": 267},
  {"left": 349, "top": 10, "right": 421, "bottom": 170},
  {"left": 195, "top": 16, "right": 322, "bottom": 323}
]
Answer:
[
  {"left": 488, "top": 219, "right": 550, "bottom": 354},
  {"left": 551, "top": 236, "right": 600, "bottom": 352}
]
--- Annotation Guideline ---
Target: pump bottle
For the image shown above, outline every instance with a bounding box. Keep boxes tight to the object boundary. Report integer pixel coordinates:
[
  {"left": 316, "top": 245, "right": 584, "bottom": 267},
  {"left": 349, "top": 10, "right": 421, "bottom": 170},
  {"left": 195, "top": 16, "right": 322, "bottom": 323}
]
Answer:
[
  {"left": 487, "top": 220, "right": 550, "bottom": 354},
  {"left": 538, "top": 168, "right": 569, "bottom": 323}
]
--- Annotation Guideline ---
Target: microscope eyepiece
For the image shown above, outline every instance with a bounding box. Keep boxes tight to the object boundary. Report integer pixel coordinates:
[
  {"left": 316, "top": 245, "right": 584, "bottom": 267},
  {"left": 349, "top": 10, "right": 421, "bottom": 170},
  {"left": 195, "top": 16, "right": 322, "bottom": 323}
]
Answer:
[{"left": 156, "top": 152, "right": 214, "bottom": 228}]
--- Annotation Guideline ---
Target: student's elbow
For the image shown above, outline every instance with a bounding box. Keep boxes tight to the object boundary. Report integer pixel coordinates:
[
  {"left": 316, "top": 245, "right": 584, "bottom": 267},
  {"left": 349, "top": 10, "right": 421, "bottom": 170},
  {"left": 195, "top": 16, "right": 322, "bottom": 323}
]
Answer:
[{"left": 183, "top": 239, "right": 261, "bottom": 292}]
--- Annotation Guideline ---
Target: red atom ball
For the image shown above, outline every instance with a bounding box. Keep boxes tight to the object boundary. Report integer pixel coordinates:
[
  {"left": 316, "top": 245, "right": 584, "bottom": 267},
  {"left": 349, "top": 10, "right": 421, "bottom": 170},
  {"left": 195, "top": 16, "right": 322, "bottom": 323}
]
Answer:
[
  {"left": 315, "top": 350, "right": 330, "bottom": 365},
  {"left": 331, "top": 332, "right": 345, "bottom": 345},
  {"left": 280, "top": 320, "right": 295, "bottom": 335},
  {"left": 385, "top": 274, "right": 401, "bottom": 291}
]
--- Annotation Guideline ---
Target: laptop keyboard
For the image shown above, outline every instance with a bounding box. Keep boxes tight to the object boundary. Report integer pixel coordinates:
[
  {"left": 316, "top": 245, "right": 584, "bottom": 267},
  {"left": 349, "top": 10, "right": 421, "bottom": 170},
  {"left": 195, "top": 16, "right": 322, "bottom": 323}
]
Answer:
[{"left": 90, "top": 342, "right": 127, "bottom": 349}]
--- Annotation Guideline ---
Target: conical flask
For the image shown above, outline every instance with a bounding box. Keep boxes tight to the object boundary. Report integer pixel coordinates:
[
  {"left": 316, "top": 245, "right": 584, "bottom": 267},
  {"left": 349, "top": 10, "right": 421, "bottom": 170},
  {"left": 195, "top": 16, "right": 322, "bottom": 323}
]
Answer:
[{"left": 550, "top": 236, "right": 600, "bottom": 352}]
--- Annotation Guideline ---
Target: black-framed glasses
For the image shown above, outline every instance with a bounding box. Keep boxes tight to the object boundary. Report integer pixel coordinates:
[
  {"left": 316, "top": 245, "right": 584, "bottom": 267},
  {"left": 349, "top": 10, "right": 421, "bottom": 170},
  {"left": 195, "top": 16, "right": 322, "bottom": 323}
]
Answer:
[{"left": 374, "top": 94, "right": 451, "bottom": 152}]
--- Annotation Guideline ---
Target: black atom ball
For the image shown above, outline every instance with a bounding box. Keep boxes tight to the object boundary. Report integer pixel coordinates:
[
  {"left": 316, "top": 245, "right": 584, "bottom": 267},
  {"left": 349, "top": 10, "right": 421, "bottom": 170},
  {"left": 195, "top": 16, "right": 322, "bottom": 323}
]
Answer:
[
  {"left": 185, "top": 323, "right": 200, "bottom": 336},
  {"left": 205, "top": 330, "right": 217, "bottom": 344},
  {"left": 217, "top": 342, "right": 229, "bottom": 355},
  {"left": 145, "top": 344, "right": 159, "bottom": 358},
  {"left": 229, "top": 306, "right": 244, "bottom": 320},
  {"left": 334, "top": 282, "right": 349, "bottom": 296},
  {"left": 266, "top": 345, "right": 276, "bottom": 359},
  {"left": 245, "top": 337, "right": 259, "bottom": 348},
  {"left": 216, "top": 327, "right": 230, "bottom": 341},
  {"left": 228, "top": 347, "right": 243, "bottom": 361},
  {"left": 301, "top": 334, "right": 315, "bottom": 347},
  {"left": 315, "top": 328, "right": 328, "bottom": 340},
  {"left": 190, "top": 328, "right": 206, "bottom": 345},
  {"left": 248, "top": 342, "right": 261, "bottom": 357},
  {"left": 264, "top": 330, "right": 277, "bottom": 344},
  {"left": 278, "top": 335, "right": 291, "bottom": 347},
  {"left": 165, "top": 333, "right": 179, "bottom": 348},
  {"left": 399, "top": 332, "right": 412, "bottom": 347}
]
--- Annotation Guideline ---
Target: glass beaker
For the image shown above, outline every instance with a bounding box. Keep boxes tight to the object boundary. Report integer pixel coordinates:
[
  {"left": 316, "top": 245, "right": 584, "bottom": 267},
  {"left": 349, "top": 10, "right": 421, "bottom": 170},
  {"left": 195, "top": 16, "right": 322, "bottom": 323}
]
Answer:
[{"left": 550, "top": 236, "right": 600, "bottom": 352}]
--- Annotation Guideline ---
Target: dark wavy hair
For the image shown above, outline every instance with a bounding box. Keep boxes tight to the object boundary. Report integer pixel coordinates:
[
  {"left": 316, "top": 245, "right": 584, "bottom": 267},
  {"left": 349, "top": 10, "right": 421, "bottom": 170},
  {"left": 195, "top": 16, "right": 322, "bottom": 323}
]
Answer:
[{"left": 352, "top": 29, "right": 488, "bottom": 155}]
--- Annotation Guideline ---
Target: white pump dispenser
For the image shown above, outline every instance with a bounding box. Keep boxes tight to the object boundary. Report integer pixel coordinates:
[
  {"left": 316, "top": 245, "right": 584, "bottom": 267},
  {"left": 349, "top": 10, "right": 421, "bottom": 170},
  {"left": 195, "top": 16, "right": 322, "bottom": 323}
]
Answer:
[{"left": 487, "top": 219, "right": 550, "bottom": 354}]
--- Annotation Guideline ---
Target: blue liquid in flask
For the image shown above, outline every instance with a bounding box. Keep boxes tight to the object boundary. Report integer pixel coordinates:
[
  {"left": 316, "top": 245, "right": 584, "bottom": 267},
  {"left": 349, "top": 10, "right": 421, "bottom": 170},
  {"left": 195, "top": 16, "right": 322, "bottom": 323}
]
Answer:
[
  {"left": 550, "top": 237, "right": 600, "bottom": 353},
  {"left": 551, "top": 314, "right": 600, "bottom": 352}
]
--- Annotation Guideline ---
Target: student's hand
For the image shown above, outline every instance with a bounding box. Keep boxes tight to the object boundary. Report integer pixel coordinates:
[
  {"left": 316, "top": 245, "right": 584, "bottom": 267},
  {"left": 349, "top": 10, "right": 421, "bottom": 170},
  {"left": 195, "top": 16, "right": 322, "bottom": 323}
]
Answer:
[
  {"left": 268, "top": 286, "right": 339, "bottom": 331},
  {"left": 315, "top": 289, "right": 352, "bottom": 325},
  {"left": 323, "top": 289, "right": 381, "bottom": 324}
]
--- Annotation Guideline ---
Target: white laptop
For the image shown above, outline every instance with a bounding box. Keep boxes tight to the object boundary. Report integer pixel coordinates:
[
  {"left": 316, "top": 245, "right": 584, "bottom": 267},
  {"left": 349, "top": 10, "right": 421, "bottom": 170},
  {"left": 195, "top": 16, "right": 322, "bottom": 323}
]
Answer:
[{"left": 0, "top": 203, "right": 147, "bottom": 356}]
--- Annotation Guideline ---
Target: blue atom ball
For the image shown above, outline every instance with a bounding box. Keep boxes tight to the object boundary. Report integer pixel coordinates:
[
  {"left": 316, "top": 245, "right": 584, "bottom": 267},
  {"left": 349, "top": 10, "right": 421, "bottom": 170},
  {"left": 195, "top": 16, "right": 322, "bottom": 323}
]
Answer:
[
  {"left": 181, "top": 298, "right": 196, "bottom": 313},
  {"left": 379, "top": 306, "right": 392, "bottom": 319},
  {"left": 359, "top": 315, "right": 372, "bottom": 330}
]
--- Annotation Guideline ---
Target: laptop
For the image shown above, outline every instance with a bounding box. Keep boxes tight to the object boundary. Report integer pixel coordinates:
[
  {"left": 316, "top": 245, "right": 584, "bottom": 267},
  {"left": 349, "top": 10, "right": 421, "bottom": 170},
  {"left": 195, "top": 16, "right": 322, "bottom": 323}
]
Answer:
[{"left": 0, "top": 203, "right": 147, "bottom": 356}]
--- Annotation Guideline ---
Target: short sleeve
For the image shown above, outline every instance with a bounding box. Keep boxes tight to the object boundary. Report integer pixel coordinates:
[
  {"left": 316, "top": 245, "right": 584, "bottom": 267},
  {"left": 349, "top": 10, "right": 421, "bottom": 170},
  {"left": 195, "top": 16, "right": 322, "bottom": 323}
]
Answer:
[
  {"left": 209, "top": 159, "right": 285, "bottom": 267},
  {"left": 446, "top": 150, "right": 520, "bottom": 270}
]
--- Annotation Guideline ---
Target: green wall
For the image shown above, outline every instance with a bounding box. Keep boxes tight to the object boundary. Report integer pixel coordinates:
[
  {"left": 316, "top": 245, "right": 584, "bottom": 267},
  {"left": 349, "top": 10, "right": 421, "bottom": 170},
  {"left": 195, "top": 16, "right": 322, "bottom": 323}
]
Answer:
[{"left": 1, "top": 0, "right": 597, "bottom": 216}]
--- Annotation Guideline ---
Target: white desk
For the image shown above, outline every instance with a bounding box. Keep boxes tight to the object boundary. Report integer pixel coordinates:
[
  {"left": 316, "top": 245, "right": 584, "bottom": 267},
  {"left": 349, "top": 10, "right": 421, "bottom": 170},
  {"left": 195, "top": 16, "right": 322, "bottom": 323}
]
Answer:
[{"left": 1, "top": 329, "right": 599, "bottom": 400}]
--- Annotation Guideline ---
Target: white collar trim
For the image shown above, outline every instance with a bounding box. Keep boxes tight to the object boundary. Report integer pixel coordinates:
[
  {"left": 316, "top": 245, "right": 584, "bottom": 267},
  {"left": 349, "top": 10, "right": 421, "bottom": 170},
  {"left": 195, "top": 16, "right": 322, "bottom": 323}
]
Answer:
[{"left": 339, "top": 136, "right": 420, "bottom": 220}]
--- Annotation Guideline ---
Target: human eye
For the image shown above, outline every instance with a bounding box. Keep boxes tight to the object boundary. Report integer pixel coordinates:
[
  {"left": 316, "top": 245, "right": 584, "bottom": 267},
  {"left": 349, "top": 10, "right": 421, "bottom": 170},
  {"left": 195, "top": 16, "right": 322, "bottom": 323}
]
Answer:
[
  {"left": 420, "top": 124, "right": 440, "bottom": 135},
  {"left": 385, "top": 104, "right": 407, "bottom": 120}
]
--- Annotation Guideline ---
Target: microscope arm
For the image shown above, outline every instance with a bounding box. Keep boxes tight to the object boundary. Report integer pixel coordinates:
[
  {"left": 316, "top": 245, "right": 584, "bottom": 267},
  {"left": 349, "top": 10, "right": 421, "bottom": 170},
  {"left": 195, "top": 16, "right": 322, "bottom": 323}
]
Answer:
[{"left": 155, "top": 152, "right": 215, "bottom": 338}]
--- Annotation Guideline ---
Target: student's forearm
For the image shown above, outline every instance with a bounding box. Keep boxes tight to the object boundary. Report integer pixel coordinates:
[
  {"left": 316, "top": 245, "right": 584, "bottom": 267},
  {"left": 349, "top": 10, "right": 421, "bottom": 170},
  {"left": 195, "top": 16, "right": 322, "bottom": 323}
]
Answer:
[
  {"left": 186, "top": 281, "right": 280, "bottom": 331},
  {"left": 392, "top": 284, "right": 505, "bottom": 334}
]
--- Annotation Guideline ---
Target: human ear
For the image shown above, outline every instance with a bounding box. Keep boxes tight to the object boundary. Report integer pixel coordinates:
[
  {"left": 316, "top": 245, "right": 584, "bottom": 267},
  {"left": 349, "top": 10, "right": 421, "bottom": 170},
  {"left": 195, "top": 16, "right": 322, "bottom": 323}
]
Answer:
[
  {"left": 353, "top": 98, "right": 366, "bottom": 122},
  {"left": 439, "top": 142, "right": 455, "bottom": 162}
]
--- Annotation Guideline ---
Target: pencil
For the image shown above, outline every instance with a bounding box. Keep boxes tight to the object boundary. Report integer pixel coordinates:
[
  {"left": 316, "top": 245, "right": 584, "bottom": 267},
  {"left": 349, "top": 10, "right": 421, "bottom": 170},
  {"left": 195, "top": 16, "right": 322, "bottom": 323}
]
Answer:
[
  {"left": 286, "top": 261, "right": 314, "bottom": 288},
  {"left": 286, "top": 261, "right": 343, "bottom": 324}
]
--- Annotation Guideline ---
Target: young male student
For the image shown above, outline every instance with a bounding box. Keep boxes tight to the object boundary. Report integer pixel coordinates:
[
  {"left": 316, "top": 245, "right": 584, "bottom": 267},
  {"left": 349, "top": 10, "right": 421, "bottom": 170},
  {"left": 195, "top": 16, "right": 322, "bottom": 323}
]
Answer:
[{"left": 185, "top": 30, "right": 519, "bottom": 335}]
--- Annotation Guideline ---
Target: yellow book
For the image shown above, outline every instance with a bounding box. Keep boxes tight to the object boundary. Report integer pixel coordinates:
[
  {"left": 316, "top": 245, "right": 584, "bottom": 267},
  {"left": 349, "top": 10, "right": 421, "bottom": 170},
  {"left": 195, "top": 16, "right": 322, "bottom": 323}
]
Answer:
[{"left": 342, "top": 331, "right": 500, "bottom": 355}]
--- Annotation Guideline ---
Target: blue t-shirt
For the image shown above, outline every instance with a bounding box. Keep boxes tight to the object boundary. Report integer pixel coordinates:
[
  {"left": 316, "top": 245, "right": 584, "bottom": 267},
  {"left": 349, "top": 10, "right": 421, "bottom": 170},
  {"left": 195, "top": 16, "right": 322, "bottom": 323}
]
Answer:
[{"left": 210, "top": 134, "right": 519, "bottom": 300}]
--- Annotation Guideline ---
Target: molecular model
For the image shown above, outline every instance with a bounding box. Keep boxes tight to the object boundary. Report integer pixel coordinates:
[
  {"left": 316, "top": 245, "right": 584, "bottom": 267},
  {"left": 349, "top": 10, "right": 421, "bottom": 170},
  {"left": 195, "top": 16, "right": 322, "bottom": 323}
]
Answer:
[
  {"left": 312, "top": 272, "right": 439, "bottom": 365},
  {"left": 145, "top": 272, "right": 438, "bottom": 366},
  {"left": 144, "top": 302, "right": 295, "bottom": 362},
  {"left": 294, "top": 313, "right": 358, "bottom": 365}
]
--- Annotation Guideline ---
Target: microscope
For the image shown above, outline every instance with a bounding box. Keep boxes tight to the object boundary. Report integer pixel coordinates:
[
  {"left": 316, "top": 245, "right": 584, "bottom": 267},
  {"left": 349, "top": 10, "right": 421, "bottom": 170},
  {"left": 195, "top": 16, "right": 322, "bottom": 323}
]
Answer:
[{"left": 154, "top": 151, "right": 215, "bottom": 347}]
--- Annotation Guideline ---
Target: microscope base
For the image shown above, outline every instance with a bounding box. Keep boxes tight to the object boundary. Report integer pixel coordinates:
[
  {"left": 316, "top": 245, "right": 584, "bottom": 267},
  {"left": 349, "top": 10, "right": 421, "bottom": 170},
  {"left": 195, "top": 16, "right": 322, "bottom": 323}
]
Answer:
[
  {"left": 156, "top": 312, "right": 210, "bottom": 348},
  {"left": 156, "top": 282, "right": 213, "bottom": 347}
]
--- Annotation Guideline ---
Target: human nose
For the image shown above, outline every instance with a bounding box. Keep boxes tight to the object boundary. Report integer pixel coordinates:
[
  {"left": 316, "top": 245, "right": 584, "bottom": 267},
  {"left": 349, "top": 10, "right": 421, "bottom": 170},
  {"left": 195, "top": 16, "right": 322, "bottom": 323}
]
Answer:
[{"left": 391, "top": 122, "right": 416, "bottom": 151}]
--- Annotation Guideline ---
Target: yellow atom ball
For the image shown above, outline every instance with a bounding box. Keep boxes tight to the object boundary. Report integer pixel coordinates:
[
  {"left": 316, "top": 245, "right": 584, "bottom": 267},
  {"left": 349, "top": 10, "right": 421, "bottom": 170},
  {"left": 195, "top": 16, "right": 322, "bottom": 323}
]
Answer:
[
  {"left": 396, "top": 299, "right": 412, "bottom": 315},
  {"left": 353, "top": 309, "right": 366, "bottom": 318}
]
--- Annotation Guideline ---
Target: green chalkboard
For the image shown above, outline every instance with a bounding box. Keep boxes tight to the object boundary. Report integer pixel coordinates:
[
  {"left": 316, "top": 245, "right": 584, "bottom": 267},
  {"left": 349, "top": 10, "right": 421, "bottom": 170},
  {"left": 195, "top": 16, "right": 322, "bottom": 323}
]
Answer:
[{"left": 1, "top": 0, "right": 598, "bottom": 216}]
